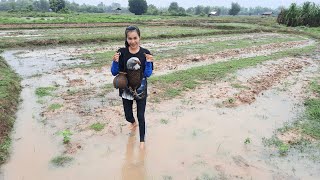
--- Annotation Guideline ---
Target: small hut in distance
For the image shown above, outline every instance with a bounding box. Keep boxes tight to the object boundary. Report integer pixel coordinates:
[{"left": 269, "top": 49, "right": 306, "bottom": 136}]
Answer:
[
  {"left": 115, "top": 7, "right": 122, "bottom": 14},
  {"left": 208, "top": 11, "right": 219, "bottom": 17},
  {"left": 262, "top": 12, "right": 273, "bottom": 16}
]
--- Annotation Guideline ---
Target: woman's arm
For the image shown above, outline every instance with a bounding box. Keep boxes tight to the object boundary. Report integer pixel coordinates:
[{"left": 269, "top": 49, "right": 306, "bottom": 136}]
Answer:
[
  {"left": 144, "top": 61, "right": 153, "bottom": 77},
  {"left": 144, "top": 49, "right": 154, "bottom": 78},
  {"left": 111, "top": 49, "right": 124, "bottom": 76},
  {"left": 111, "top": 61, "right": 119, "bottom": 76}
]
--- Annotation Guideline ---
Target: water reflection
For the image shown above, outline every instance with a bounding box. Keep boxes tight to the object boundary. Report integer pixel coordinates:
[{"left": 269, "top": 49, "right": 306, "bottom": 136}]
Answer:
[{"left": 121, "top": 130, "right": 146, "bottom": 180}]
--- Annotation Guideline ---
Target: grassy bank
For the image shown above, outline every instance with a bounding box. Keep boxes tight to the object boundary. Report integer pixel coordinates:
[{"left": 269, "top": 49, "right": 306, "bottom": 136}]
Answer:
[
  {"left": 0, "top": 53, "right": 22, "bottom": 164},
  {"left": 298, "top": 27, "right": 320, "bottom": 40},
  {"left": 301, "top": 78, "right": 320, "bottom": 139}
]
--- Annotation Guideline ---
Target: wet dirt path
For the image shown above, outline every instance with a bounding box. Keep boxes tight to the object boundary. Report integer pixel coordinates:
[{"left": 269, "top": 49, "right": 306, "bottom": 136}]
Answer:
[{"left": 1, "top": 35, "right": 319, "bottom": 180}]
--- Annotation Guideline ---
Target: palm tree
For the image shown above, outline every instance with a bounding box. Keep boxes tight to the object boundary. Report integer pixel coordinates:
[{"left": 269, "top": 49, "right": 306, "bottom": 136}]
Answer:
[
  {"left": 277, "top": 2, "right": 320, "bottom": 27},
  {"left": 285, "top": 3, "right": 300, "bottom": 27}
]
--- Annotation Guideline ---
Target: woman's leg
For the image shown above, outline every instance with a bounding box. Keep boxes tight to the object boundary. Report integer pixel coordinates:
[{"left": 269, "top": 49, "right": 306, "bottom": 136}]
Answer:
[
  {"left": 122, "top": 98, "right": 136, "bottom": 128},
  {"left": 136, "top": 97, "right": 147, "bottom": 142}
]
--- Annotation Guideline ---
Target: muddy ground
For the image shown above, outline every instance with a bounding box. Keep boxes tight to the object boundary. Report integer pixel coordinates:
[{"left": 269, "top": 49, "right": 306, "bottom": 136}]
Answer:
[{"left": 0, "top": 32, "right": 319, "bottom": 180}]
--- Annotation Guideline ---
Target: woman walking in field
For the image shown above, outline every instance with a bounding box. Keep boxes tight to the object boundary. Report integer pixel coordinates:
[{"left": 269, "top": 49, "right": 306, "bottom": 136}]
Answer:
[{"left": 111, "top": 25, "right": 154, "bottom": 149}]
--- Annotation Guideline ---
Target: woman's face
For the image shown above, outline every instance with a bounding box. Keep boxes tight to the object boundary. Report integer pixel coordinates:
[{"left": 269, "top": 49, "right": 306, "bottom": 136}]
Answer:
[{"left": 127, "top": 31, "right": 140, "bottom": 48}]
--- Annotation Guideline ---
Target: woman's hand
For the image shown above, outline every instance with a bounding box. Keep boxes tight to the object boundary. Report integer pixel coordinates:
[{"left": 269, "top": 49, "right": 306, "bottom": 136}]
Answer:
[
  {"left": 144, "top": 53, "right": 154, "bottom": 62},
  {"left": 113, "top": 52, "right": 120, "bottom": 62}
]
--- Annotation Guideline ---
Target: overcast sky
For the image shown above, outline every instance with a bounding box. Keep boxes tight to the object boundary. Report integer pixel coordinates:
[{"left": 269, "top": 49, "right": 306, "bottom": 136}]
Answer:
[{"left": 72, "top": 0, "right": 320, "bottom": 9}]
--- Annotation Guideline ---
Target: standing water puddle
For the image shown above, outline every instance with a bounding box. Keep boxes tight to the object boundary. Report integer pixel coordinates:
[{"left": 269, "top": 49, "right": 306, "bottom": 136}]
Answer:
[{"left": 0, "top": 45, "right": 319, "bottom": 179}]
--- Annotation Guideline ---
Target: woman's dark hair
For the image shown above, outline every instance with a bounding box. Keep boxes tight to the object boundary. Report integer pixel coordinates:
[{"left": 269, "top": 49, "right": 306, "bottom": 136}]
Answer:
[{"left": 125, "top": 25, "right": 140, "bottom": 48}]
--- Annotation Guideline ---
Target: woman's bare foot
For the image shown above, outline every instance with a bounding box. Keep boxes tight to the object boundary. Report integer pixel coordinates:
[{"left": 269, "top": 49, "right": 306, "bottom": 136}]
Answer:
[
  {"left": 129, "top": 121, "right": 138, "bottom": 130},
  {"left": 139, "top": 142, "right": 145, "bottom": 150}
]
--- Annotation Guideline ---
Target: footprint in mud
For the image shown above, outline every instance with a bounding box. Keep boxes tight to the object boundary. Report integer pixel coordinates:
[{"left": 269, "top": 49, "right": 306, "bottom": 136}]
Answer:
[{"left": 232, "top": 155, "right": 250, "bottom": 168}]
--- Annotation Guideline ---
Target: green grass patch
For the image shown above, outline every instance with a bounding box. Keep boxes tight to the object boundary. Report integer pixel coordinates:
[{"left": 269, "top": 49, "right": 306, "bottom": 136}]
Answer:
[
  {"left": 162, "top": 175, "right": 173, "bottom": 180},
  {"left": 0, "top": 55, "right": 22, "bottom": 165},
  {"left": 295, "top": 27, "right": 320, "bottom": 40},
  {"left": 48, "top": 103, "right": 63, "bottom": 111},
  {"left": 305, "top": 99, "right": 320, "bottom": 121},
  {"left": 244, "top": 137, "right": 251, "bottom": 144},
  {"left": 36, "top": 99, "right": 46, "bottom": 104},
  {"left": 262, "top": 136, "right": 290, "bottom": 156},
  {"left": 165, "top": 88, "right": 183, "bottom": 98},
  {"left": 195, "top": 172, "right": 216, "bottom": 180},
  {"left": 77, "top": 51, "right": 115, "bottom": 68},
  {"left": 160, "top": 119, "right": 169, "bottom": 124},
  {"left": 263, "top": 133, "right": 317, "bottom": 157},
  {"left": 298, "top": 77, "right": 320, "bottom": 139},
  {"left": 90, "top": 122, "right": 105, "bottom": 131},
  {"left": 103, "top": 83, "right": 114, "bottom": 91},
  {"left": 59, "top": 130, "right": 72, "bottom": 144},
  {"left": 0, "top": 137, "right": 11, "bottom": 164},
  {"left": 28, "top": 73, "right": 42, "bottom": 78},
  {"left": 35, "top": 86, "right": 56, "bottom": 97},
  {"left": 51, "top": 155, "right": 74, "bottom": 167},
  {"left": 149, "top": 44, "right": 316, "bottom": 99},
  {"left": 231, "top": 83, "right": 250, "bottom": 89},
  {"left": 310, "top": 78, "right": 320, "bottom": 95},
  {"left": 262, "top": 75, "right": 320, "bottom": 156}
]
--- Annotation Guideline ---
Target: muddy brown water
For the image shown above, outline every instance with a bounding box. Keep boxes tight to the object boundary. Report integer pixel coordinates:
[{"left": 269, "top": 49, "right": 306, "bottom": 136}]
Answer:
[{"left": 1, "top": 40, "right": 320, "bottom": 180}]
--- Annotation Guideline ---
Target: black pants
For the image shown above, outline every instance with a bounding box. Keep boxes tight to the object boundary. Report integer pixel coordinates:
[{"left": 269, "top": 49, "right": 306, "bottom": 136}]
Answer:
[{"left": 122, "top": 97, "right": 147, "bottom": 142}]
